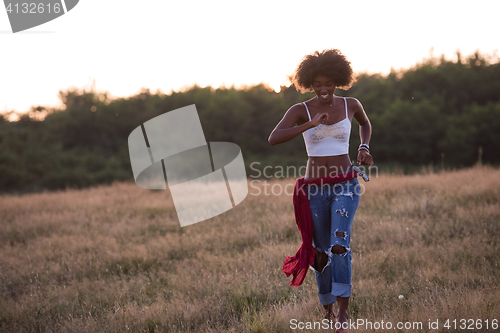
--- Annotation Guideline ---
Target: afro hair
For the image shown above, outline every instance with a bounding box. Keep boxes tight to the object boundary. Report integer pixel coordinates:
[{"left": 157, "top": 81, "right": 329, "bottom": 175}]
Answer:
[{"left": 292, "top": 49, "right": 355, "bottom": 93}]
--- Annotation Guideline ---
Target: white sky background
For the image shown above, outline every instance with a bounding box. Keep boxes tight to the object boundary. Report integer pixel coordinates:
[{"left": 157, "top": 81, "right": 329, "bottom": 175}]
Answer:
[{"left": 0, "top": 0, "right": 499, "bottom": 115}]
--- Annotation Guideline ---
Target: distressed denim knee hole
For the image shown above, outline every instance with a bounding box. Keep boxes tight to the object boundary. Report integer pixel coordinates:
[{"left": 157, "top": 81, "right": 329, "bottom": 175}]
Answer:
[
  {"left": 312, "top": 248, "right": 333, "bottom": 274},
  {"left": 331, "top": 244, "right": 347, "bottom": 255},
  {"left": 314, "top": 251, "right": 328, "bottom": 272}
]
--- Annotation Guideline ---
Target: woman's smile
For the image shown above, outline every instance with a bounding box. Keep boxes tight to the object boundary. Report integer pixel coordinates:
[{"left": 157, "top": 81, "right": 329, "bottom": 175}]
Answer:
[{"left": 318, "top": 92, "right": 334, "bottom": 105}]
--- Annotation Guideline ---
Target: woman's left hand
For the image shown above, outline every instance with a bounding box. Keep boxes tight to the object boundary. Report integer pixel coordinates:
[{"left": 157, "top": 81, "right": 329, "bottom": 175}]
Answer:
[{"left": 357, "top": 150, "right": 374, "bottom": 168}]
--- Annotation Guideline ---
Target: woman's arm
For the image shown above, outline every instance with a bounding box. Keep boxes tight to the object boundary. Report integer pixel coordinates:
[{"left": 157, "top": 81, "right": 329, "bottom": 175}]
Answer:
[
  {"left": 268, "top": 104, "right": 328, "bottom": 146},
  {"left": 352, "top": 98, "right": 374, "bottom": 168}
]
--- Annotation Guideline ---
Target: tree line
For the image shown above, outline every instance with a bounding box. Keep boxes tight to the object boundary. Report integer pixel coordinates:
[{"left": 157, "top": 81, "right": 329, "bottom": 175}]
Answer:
[{"left": 1, "top": 51, "right": 499, "bottom": 193}]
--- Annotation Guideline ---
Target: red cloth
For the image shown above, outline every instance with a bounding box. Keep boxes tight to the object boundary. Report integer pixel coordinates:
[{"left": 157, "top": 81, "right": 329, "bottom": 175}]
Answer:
[{"left": 282, "top": 171, "right": 358, "bottom": 287}]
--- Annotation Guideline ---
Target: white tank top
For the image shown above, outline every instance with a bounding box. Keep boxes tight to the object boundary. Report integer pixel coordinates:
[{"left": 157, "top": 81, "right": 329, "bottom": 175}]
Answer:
[{"left": 302, "top": 98, "right": 351, "bottom": 157}]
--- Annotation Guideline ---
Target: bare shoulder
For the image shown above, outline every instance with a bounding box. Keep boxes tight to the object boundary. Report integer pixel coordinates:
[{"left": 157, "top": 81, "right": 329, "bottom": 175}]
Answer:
[
  {"left": 346, "top": 97, "right": 370, "bottom": 125},
  {"left": 288, "top": 102, "right": 307, "bottom": 114},
  {"left": 345, "top": 97, "right": 364, "bottom": 113},
  {"left": 285, "top": 102, "right": 309, "bottom": 125}
]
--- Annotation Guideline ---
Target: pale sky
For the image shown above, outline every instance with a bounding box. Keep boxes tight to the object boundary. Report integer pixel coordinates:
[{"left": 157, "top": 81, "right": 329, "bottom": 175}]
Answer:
[{"left": 1, "top": 0, "right": 499, "bottom": 116}]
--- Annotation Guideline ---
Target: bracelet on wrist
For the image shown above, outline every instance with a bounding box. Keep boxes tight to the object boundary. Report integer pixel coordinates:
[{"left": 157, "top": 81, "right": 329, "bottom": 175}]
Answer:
[
  {"left": 358, "top": 146, "right": 370, "bottom": 153},
  {"left": 359, "top": 143, "right": 370, "bottom": 149}
]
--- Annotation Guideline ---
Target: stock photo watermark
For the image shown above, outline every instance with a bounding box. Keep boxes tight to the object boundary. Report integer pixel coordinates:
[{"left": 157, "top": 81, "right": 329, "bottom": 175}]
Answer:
[
  {"left": 289, "top": 317, "right": 499, "bottom": 331},
  {"left": 128, "top": 104, "right": 248, "bottom": 227},
  {"left": 3, "top": 0, "right": 79, "bottom": 33},
  {"left": 248, "top": 162, "right": 378, "bottom": 197}
]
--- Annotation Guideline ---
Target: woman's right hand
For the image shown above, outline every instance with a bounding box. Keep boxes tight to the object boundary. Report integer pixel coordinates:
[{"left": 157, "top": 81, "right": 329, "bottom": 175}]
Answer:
[
  {"left": 269, "top": 105, "right": 328, "bottom": 146},
  {"left": 310, "top": 112, "right": 329, "bottom": 127}
]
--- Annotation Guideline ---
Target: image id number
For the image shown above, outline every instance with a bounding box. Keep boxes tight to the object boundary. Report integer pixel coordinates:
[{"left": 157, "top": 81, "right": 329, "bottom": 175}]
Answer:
[
  {"left": 6, "top": 3, "right": 62, "bottom": 14},
  {"left": 444, "top": 319, "right": 498, "bottom": 330}
]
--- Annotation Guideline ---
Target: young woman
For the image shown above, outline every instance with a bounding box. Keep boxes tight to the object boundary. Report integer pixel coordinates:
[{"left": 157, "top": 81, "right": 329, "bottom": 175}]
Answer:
[{"left": 268, "top": 49, "right": 373, "bottom": 331}]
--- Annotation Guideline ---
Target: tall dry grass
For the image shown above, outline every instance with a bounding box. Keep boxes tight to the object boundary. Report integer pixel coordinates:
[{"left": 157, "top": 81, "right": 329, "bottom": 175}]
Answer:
[{"left": 1, "top": 166, "right": 499, "bottom": 332}]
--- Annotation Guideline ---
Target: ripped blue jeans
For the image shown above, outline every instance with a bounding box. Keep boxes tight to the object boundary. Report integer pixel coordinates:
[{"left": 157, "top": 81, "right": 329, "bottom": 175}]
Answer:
[{"left": 305, "top": 177, "right": 361, "bottom": 305}]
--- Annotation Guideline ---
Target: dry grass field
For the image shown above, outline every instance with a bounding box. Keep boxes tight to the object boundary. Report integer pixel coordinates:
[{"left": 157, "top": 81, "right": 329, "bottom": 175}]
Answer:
[{"left": 1, "top": 166, "right": 499, "bottom": 332}]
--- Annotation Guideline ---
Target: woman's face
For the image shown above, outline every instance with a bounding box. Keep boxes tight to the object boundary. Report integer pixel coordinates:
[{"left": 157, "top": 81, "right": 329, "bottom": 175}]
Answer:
[{"left": 312, "top": 74, "right": 335, "bottom": 104}]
